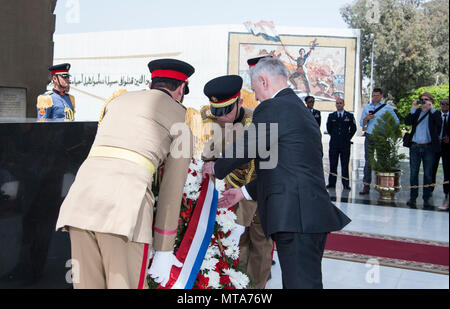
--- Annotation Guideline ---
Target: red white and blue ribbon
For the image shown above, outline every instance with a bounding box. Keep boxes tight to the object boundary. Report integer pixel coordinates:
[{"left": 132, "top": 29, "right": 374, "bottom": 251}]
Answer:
[{"left": 160, "top": 175, "right": 218, "bottom": 289}]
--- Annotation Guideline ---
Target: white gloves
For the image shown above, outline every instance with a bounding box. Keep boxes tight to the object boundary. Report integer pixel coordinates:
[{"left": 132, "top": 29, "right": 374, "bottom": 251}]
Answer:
[
  {"left": 148, "top": 251, "right": 183, "bottom": 287},
  {"left": 228, "top": 224, "right": 246, "bottom": 245}
]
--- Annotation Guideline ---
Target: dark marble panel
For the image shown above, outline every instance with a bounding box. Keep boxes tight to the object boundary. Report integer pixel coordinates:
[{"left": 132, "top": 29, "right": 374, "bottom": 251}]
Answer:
[{"left": 0, "top": 121, "right": 97, "bottom": 288}]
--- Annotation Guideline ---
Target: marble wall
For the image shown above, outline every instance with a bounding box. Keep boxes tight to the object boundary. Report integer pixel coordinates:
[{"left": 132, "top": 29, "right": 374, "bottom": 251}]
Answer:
[{"left": 0, "top": 120, "right": 97, "bottom": 288}]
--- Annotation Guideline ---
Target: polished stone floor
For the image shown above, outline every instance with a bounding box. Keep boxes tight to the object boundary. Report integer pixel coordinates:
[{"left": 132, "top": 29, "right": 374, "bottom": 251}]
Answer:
[{"left": 266, "top": 134, "right": 449, "bottom": 289}]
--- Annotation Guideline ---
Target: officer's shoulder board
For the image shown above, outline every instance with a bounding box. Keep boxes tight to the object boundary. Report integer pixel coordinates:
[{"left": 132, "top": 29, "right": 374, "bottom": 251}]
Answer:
[
  {"left": 37, "top": 93, "right": 53, "bottom": 109},
  {"left": 185, "top": 107, "right": 201, "bottom": 134},
  {"left": 98, "top": 89, "right": 127, "bottom": 125},
  {"left": 200, "top": 105, "right": 215, "bottom": 123},
  {"left": 244, "top": 117, "right": 252, "bottom": 128}
]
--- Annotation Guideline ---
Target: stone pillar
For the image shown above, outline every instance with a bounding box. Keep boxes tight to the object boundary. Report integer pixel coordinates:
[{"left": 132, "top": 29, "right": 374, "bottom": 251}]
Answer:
[{"left": 0, "top": 0, "right": 57, "bottom": 118}]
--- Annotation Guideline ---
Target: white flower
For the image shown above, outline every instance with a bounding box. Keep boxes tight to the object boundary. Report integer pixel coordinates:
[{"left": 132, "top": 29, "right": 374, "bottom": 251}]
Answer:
[
  {"left": 220, "top": 235, "right": 233, "bottom": 247},
  {"left": 205, "top": 270, "right": 221, "bottom": 289},
  {"left": 200, "top": 257, "right": 219, "bottom": 272},
  {"left": 225, "top": 246, "right": 240, "bottom": 260},
  {"left": 204, "top": 244, "right": 220, "bottom": 260},
  {"left": 221, "top": 237, "right": 240, "bottom": 260},
  {"left": 216, "top": 209, "right": 237, "bottom": 234},
  {"left": 223, "top": 268, "right": 250, "bottom": 289},
  {"left": 183, "top": 160, "right": 203, "bottom": 199},
  {"left": 215, "top": 179, "right": 227, "bottom": 198}
]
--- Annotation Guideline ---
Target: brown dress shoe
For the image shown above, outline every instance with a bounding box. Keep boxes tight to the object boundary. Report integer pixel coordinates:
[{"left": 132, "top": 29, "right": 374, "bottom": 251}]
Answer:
[{"left": 359, "top": 186, "right": 370, "bottom": 195}]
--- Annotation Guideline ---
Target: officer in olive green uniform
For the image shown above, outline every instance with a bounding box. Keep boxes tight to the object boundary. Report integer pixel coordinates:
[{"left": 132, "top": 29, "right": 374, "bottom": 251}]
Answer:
[
  {"left": 202, "top": 74, "right": 273, "bottom": 289},
  {"left": 56, "top": 59, "right": 194, "bottom": 289}
]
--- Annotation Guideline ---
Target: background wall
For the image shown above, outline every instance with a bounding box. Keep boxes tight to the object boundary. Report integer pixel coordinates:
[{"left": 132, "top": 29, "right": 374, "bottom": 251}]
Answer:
[{"left": 53, "top": 25, "right": 361, "bottom": 134}]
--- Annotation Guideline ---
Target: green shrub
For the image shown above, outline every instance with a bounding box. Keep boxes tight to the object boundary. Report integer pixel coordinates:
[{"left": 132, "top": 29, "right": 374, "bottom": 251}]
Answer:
[{"left": 369, "top": 112, "right": 407, "bottom": 173}]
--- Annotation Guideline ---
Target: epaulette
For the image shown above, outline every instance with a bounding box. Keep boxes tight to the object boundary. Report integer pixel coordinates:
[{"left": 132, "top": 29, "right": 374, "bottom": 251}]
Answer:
[
  {"left": 37, "top": 94, "right": 53, "bottom": 109},
  {"left": 68, "top": 94, "right": 75, "bottom": 113},
  {"left": 243, "top": 116, "right": 253, "bottom": 127},
  {"left": 200, "top": 105, "right": 215, "bottom": 123},
  {"left": 184, "top": 107, "right": 201, "bottom": 132},
  {"left": 98, "top": 89, "right": 127, "bottom": 125}
]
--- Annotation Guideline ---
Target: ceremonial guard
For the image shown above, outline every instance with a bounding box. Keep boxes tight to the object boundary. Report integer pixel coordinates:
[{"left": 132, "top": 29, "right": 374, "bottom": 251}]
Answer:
[
  {"left": 326, "top": 98, "right": 357, "bottom": 190},
  {"left": 56, "top": 59, "right": 194, "bottom": 289},
  {"left": 201, "top": 72, "right": 273, "bottom": 289},
  {"left": 36, "top": 63, "right": 75, "bottom": 121}
]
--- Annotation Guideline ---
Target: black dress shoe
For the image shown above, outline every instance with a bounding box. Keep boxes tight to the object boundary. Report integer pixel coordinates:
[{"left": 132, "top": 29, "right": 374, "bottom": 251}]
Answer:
[
  {"left": 343, "top": 185, "right": 351, "bottom": 190},
  {"left": 406, "top": 200, "right": 416, "bottom": 208},
  {"left": 423, "top": 200, "right": 434, "bottom": 210},
  {"left": 359, "top": 186, "right": 370, "bottom": 195},
  {"left": 326, "top": 184, "right": 336, "bottom": 189}
]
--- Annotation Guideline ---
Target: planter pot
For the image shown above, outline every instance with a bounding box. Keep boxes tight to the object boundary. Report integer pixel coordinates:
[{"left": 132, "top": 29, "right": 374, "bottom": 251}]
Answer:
[{"left": 374, "top": 170, "right": 401, "bottom": 200}]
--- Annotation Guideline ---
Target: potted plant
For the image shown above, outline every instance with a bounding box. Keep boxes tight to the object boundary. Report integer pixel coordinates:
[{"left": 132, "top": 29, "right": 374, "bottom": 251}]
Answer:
[{"left": 369, "top": 111, "right": 407, "bottom": 200}]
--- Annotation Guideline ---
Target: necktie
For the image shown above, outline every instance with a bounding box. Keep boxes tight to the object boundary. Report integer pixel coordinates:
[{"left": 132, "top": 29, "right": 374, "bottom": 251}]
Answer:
[{"left": 443, "top": 114, "right": 448, "bottom": 138}]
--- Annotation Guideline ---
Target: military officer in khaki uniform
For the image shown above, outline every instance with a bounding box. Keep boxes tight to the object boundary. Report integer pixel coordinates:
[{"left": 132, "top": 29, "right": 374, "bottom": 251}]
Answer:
[
  {"left": 56, "top": 59, "right": 195, "bottom": 289},
  {"left": 202, "top": 74, "right": 273, "bottom": 289}
]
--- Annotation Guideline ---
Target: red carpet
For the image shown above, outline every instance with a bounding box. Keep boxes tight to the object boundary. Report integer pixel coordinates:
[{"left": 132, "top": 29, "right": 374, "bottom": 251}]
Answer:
[{"left": 324, "top": 231, "right": 449, "bottom": 274}]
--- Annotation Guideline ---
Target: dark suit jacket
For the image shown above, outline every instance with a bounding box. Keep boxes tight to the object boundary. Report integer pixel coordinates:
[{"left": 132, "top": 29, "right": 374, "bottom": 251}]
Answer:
[
  {"left": 214, "top": 88, "right": 351, "bottom": 237},
  {"left": 405, "top": 108, "right": 442, "bottom": 153},
  {"left": 311, "top": 109, "right": 321, "bottom": 126},
  {"left": 326, "top": 110, "right": 357, "bottom": 149}
]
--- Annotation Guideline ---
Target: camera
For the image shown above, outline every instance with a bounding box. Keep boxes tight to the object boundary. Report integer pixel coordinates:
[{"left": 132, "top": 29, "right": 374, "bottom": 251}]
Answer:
[
  {"left": 417, "top": 100, "right": 425, "bottom": 105},
  {"left": 369, "top": 110, "right": 374, "bottom": 114}
]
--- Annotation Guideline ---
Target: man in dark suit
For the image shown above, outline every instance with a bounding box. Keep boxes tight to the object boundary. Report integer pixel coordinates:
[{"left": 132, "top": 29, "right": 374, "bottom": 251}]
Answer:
[
  {"left": 326, "top": 98, "right": 357, "bottom": 190},
  {"left": 432, "top": 98, "right": 449, "bottom": 204},
  {"left": 202, "top": 57, "right": 351, "bottom": 289},
  {"left": 405, "top": 92, "right": 442, "bottom": 208},
  {"left": 305, "top": 95, "right": 321, "bottom": 127}
]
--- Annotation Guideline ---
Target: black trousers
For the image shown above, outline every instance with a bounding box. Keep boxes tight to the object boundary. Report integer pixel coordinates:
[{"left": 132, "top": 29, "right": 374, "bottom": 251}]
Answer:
[
  {"left": 271, "top": 232, "right": 328, "bottom": 289},
  {"left": 328, "top": 146, "right": 351, "bottom": 187},
  {"left": 432, "top": 142, "right": 449, "bottom": 195}
]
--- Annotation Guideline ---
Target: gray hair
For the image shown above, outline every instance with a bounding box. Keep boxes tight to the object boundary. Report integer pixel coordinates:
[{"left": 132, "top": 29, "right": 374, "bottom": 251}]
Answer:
[{"left": 249, "top": 57, "right": 288, "bottom": 81}]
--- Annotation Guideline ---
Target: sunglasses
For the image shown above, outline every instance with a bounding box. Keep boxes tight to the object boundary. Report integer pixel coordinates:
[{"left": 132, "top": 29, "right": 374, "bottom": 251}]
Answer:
[{"left": 441, "top": 102, "right": 449, "bottom": 105}]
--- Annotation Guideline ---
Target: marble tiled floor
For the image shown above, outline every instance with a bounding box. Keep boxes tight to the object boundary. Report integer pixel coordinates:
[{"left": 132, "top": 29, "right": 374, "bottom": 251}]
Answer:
[
  {"left": 266, "top": 135, "right": 449, "bottom": 289},
  {"left": 266, "top": 202, "right": 449, "bottom": 289}
]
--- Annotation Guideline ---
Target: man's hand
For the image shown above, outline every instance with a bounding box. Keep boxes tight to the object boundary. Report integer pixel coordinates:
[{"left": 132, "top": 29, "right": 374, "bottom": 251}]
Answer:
[
  {"left": 364, "top": 113, "right": 374, "bottom": 124},
  {"left": 218, "top": 188, "right": 245, "bottom": 209},
  {"left": 148, "top": 251, "right": 182, "bottom": 287},
  {"left": 202, "top": 161, "right": 215, "bottom": 179}
]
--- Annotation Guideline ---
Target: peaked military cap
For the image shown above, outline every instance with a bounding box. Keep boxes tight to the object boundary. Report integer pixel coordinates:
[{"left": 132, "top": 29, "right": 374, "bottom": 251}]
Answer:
[
  {"left": 204, "top": 75, "right": 243, "bottom": 116},
  {"left": 49, "top": 63, "right": 71, "bottom": 77},
  {"left": 148, "top": 58, "right": 195, "bottom": 94},
  {"left": 247, "top": 55, "right": 273, "bottom": 68}
]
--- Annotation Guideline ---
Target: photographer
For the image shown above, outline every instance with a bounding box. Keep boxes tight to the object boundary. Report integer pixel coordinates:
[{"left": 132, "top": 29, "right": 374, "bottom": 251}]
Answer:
[
  {"left": 404, "top": 92, "right": 442, "bottom": 209},
  {"left": 359, "top": 88, "right": 399, "bottom": 195}
]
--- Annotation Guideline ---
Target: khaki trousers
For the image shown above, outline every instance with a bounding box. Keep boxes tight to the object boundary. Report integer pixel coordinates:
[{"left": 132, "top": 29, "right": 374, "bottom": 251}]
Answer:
[
  {"left": 68, "top": 227, "right": 150, "bottom": 289},
  {"left": 239, "top": 214, "right": 274, "bottom": 289}
]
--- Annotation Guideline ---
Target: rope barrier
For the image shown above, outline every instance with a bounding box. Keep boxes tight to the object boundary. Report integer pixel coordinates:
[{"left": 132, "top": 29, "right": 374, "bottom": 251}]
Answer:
[{"left": 323, "top": 170, "right": 449, "bottom": 190}]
